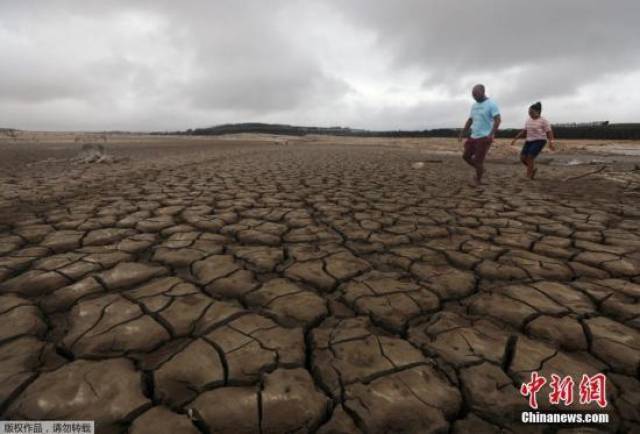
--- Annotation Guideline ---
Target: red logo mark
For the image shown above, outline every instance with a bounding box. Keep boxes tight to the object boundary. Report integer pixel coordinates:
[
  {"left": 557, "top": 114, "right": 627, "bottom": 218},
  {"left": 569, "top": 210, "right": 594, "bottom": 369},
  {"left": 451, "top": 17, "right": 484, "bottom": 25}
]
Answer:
[
  {"left": 579, "top": 373, "right": 608, "bottom": 408},
  {"left": 520, "top": 372, "right": 608, "bottom": 409},
  {"left": 548, "top": 374, "right": 575, "bottom": 406},
  {"left": 520, "top": 371, "right": 547, "bottom": 409}
]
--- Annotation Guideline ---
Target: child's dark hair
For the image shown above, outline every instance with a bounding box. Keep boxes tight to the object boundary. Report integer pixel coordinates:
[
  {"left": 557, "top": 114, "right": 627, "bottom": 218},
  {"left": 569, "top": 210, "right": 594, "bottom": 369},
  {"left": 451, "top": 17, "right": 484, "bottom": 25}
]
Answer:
[{"left": 530, "top": 101, "right": 542, "bottom": 113}]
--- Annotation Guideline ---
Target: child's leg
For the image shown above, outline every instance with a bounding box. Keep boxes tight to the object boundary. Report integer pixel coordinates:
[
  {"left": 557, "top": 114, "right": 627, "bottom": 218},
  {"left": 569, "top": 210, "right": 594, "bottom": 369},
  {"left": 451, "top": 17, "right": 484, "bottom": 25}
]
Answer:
[
  {"left": 521, "top": 153, "right": 534, "bottom": 177},
  {"left": 528, "top": 141, "right": 546, "bottom": 179},
  {"left": 520, "top": 142, "right": 531, "bottom": 176},
  {"left": 527, "top": 156, "right": 536, "bottom": 179}
]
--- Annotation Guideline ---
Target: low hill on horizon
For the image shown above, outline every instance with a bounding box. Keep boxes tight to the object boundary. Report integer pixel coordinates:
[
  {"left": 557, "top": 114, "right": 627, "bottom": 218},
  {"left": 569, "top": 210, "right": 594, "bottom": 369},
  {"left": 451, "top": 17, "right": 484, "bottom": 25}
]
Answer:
[{"left": 157, "top": 122, "right": 640, "bottom": 140}]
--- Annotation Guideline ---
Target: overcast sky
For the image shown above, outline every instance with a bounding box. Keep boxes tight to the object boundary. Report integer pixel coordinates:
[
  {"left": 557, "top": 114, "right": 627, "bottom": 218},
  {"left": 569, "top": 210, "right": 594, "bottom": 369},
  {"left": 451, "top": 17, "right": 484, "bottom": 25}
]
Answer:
[{"left": 1, "top": 0, "right": 639, "bottom": 131}]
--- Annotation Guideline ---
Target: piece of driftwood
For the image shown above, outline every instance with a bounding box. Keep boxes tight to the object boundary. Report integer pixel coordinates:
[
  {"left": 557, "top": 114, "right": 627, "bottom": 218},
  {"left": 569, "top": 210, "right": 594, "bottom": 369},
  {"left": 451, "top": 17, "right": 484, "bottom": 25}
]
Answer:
[{"left": 563, "top": 166, "right": 605, "bottom": 182}]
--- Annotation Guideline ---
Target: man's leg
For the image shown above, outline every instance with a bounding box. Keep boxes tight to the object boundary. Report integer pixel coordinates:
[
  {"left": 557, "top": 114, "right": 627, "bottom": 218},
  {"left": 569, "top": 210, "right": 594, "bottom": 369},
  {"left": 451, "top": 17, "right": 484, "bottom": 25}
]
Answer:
[
  {"left": 462, "top": 140, "right": 476, "bottom": 168},
  {"left": 475, "top": 160, "right": 485, "bottom": 184},
  {"left": 474, "top": 138, "right": 492, "bottom": 184},
  {"left": 463, "top": 140, "right": 482, "bottom": 184},
  {"left": 463, "top": 153, "right": 476, "bottom": 168}
]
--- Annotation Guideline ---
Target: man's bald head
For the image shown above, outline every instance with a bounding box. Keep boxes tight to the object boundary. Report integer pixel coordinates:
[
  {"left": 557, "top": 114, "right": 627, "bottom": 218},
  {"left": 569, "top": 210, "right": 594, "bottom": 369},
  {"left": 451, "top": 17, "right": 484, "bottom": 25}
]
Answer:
[{"left": 472, "top": 84, "right": 486, "bottom": 102}]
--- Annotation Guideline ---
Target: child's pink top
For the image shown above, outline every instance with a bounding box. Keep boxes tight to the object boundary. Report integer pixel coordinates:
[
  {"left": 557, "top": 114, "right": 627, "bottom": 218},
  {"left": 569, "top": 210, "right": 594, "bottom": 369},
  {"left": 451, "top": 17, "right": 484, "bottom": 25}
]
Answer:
[{"left": 525, "top": 116, "right": 551, "bottom": 141}]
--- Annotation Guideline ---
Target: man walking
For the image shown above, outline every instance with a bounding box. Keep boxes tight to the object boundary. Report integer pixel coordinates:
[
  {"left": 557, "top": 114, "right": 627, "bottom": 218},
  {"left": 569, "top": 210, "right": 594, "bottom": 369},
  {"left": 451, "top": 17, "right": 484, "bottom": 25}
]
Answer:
[{"left": 458, "top": 84, "right": 501, "bottom": 185}]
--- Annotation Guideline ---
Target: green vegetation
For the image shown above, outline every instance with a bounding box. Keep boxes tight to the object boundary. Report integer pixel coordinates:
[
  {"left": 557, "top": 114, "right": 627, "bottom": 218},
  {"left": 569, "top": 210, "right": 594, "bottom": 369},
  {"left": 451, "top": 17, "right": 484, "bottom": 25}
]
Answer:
[{"left": 164, "top": 122, "right": 640, "bottom": 140}]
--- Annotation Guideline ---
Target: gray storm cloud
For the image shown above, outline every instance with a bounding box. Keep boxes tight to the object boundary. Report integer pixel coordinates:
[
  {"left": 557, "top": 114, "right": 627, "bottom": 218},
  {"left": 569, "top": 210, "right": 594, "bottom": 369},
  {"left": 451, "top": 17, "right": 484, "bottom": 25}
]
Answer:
[
  {"left": 335, "top": 0, "right": 640, "bottom": 102},
  {"left": 0, "top": 0, "right": 638, "bottom": 131}
]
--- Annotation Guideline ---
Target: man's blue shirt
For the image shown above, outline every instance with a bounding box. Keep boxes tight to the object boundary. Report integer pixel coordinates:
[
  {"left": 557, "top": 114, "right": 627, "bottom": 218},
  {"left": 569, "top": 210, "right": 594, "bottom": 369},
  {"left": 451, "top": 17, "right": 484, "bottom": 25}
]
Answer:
[{"left": 470, "top": 98, "right": 500, "bottom": 138}]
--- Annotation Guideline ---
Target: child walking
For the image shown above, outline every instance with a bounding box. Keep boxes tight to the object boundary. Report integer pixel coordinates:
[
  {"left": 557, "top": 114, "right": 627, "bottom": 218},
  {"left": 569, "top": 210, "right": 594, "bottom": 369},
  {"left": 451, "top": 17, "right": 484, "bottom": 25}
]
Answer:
[{"left": 510, "top": 102, "right": 555, "bottom": 179}]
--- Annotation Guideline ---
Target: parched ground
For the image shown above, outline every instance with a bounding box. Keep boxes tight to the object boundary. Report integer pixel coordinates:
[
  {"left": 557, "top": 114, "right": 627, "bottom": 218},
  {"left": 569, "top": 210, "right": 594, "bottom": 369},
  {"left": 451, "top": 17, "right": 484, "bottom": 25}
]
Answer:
[{"left": 1, "top": 135, "right": 640, "bottom": 434}]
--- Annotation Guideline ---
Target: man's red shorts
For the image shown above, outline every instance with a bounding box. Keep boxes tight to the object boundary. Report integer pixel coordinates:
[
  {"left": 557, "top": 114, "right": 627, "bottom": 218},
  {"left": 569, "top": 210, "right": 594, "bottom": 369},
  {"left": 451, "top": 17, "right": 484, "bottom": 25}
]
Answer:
[{"left": 463, "top": 136, "right": 492, "bottom": 164}]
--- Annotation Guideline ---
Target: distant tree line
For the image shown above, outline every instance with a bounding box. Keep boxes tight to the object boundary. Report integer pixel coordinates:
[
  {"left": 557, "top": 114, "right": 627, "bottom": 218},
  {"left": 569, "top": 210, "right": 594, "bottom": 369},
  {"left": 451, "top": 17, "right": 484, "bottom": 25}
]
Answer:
[
  {"left": 155, "top": 121, "right": 640, "bottom": 140},
  {"left": 534, "top": 124, "right": 640, "bottom": 140}
]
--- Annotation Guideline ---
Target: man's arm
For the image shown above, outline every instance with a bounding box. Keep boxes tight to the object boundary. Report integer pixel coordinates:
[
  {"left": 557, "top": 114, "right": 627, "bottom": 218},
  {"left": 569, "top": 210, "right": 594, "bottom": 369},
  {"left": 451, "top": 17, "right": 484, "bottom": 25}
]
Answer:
[
  {"left": 489, "top": 114, "right": 501, "bottom": 141},
  {"left": 459, "top": 118, "right": 472, "bottom": 143}
]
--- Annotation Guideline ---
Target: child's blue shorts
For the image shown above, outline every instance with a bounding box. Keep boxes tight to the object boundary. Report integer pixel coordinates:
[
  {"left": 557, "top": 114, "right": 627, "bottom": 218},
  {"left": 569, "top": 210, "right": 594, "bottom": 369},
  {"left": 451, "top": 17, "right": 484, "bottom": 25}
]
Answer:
[{"left": 521, "top": 140, "right": 547, "bottom": 157}]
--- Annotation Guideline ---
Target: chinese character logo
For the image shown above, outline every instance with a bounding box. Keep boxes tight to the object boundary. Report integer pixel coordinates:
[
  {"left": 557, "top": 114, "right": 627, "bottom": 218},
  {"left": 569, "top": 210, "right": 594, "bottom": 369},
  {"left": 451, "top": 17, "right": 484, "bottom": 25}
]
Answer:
[
  {"left": 579, "top": 373, "right": 608, "bottom": 408},
  {"left": 520, "top": 371, "right": 547, "bottom": 409},
  {"left": 520, "top": 372, "right": 608, "bottom": 409}
]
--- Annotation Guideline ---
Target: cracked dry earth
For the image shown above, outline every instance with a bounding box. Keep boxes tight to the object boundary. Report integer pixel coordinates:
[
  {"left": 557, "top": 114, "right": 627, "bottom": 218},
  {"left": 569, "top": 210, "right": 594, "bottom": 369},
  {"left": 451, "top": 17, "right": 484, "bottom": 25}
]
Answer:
[{"left": 1, "top": 139, "right": 640, "bottom": 434}]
